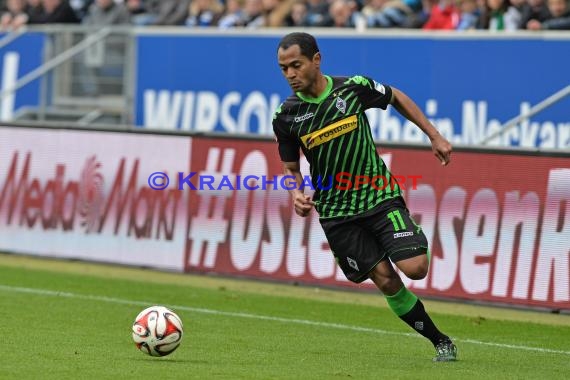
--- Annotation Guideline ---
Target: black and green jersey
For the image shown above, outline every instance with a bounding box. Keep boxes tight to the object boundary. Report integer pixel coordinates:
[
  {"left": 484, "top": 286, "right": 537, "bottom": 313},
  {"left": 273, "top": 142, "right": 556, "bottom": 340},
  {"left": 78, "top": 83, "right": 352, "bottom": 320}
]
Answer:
[{"left": 272, "top": 74, "right": 402, "bottom": 219}]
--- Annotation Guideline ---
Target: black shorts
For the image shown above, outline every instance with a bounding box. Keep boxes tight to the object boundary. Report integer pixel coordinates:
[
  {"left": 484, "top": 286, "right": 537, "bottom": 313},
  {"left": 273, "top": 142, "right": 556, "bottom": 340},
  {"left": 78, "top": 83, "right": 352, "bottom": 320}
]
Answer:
[{"left": 320, "top": 196, "right": 428, "bottom": 283}]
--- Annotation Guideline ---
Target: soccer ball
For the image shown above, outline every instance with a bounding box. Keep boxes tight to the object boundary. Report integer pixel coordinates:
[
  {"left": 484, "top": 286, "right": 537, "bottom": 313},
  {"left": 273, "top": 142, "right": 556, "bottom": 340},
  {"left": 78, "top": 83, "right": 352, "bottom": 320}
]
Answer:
[{"left": 132, "top": 305, "right": 183, "bottom": 357}]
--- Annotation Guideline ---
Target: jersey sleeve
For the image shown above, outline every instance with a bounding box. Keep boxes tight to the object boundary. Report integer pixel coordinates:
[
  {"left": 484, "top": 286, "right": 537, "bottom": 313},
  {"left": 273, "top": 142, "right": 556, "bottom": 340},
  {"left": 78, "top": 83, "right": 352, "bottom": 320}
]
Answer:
[
  {"left": 272, "top": 115, "right": 300, "bottom": 163},
  {"left": 358, "top": 76, "right": 393, "bottom": 110}
]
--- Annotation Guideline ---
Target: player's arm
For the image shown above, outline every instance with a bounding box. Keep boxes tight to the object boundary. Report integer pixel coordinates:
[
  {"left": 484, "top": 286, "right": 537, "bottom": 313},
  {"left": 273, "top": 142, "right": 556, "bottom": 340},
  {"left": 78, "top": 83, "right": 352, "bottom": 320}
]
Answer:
[
  {"left": 282, "top": 161, "right": 314, "bottom": 218},
  {"left": 273, "top": 107, "right": 314, "bottom": 217},
  {"left": 390, "top": 87, "right": 452, "bottom": 166}
]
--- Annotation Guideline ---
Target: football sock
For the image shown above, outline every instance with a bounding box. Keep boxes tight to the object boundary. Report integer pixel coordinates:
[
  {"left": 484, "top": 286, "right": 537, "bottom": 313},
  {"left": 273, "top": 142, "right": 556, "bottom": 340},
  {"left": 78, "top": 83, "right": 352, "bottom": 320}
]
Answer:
[{"left": 385, "top": 286, "right": 448, "bottom": 346}]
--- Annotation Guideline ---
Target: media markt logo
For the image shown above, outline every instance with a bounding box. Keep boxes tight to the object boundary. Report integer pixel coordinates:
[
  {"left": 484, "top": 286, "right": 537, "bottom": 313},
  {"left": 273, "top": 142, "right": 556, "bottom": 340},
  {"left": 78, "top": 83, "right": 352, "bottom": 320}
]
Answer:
[
  {"left": 0, "top": 152, "right": 179, "bottom": 240},
  {"left": 347, "top": 257, "right": 359, "bottom": 271},
  {"left": 78, "top": 156, "right": 105, "bottom": 233}
]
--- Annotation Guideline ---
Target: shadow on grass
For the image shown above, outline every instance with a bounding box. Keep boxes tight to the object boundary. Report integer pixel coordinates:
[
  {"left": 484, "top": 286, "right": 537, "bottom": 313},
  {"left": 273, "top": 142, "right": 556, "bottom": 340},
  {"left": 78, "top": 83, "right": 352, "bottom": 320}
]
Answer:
[{"left": 131, "top": 357, "right": 209, "bottom": 365}]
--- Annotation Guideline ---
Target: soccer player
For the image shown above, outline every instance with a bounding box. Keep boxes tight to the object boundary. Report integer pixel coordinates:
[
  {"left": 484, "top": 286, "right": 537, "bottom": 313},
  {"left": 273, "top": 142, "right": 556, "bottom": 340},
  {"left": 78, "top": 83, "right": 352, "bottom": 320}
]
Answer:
[{"left": 272, "top": 32, "right": 457, "bottom": 362}]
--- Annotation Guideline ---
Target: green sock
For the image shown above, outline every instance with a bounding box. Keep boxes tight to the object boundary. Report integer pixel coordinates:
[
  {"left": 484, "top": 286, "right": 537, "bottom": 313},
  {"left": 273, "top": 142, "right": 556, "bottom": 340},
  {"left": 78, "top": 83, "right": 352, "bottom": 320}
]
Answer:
[
  {"left": 385, "top": 286, "right": 418, "bottom": 316},
  {"left": 385, "top": 286, "right": 448, "bottom": 346}
]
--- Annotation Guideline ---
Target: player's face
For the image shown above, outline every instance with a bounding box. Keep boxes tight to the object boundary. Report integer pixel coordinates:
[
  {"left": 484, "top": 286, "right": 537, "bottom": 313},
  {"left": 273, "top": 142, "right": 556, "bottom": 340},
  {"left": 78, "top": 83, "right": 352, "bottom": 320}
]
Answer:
[{"left": 278, "top": 45, "right": 320, "bottom": 94}]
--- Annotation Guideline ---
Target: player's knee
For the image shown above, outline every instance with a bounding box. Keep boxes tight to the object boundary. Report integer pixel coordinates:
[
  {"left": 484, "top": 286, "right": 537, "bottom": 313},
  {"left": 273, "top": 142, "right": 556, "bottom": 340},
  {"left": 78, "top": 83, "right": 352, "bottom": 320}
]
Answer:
[
  {"left": 379, "top": 277, "right": 402, "bottom": 294},
  {"left": 405, "top": 263, "right": 428, "bottom": 280},
  {"left": 370, "top": 270, "right": 401, "bottom": 294},
  {"left": 396, "top": 253, "right": 429, "bottom": 280}
]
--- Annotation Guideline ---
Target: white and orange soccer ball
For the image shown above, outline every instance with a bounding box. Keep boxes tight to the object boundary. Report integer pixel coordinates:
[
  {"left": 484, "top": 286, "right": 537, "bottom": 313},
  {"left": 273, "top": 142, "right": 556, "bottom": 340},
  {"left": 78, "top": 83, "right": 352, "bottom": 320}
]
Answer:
[{"left": 132, "top": 306, "right": 183, "bottom": 357}]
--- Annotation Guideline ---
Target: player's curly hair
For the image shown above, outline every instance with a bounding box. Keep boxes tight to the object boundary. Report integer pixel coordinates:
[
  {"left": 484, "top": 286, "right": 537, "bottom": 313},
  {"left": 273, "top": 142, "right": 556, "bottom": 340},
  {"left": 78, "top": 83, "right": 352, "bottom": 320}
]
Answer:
[{"left": 278, "top": 32, "right": 319, "bottom": 59}]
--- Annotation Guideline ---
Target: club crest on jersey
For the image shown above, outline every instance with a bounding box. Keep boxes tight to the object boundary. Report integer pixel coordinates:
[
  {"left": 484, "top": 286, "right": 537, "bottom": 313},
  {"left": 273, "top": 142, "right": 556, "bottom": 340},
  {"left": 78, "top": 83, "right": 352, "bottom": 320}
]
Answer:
[
  {"left": 336, "top": 97, "right": 346, "bottom": 114},
  {"left": 300, "top": 115, "right": 358, "bottom": 150}
]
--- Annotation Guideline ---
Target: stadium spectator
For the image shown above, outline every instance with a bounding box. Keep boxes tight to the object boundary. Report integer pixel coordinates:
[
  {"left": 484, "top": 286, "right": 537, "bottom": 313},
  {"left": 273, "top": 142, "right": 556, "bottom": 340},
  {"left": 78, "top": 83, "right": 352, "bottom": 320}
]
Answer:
[
  {"left": 263, "top": 0, "right": 296, "bottom": 27},
  {"left": 518, "top": 0, "right": 550, "bottom": 28},
  {"left": 217, "top": 0, "right": 245, "bottom": 28},
  {"left": 30, "top": 0, "right": 80, "bottom": 23},
  {"left": 1, "top": 0, "right": 28, "bottom": 30},
  {"left": 478, "top": 0, "right": 521, "bottom": 30},
  {"left": 362, "top": 0, "right": 388, "bottom": 19},
  {"left": 327, "top": 0, "right": 357, "bottom": 27},
  {"left": 508, "top": 0, "right": 528, "bottom": 26},
  {"left": 403, "top": 0, "right": 437, "bottom": 27},
  {"left": 216, "top": 0, "right": 265, "bottom": 27},
  {"left": 82, "top": 0, "right": 130, "bottom": 25},
  {"left": 283, "top": 0, "right": 309, "bottom": 26},
  {"left": 305, "top": 0, "right": 331, "bottom": 26},
  {"left": 125, "top": 0, "right": 156, "bottom": 25},
  {"left": 69, "top": 0, "right": 93, "bottom": 19},
  {"left": 365, "top": 0, "right": 423, "bottom": 28},
  {"left": 240, "top": 0, "right": 266, "bottom": 27},
  {"left": 152, "top": 0, "right": 190, "bottom": 25},
  {"left": 185, "top": 0, "right": 223, "bottom": 27},
  {"left": 527, "top": 0, "right": 570, "bottom": 28},
  {"left": 422, "top": 0, "right": 460, "bottom": 28},
  {"left": 24, "top": 0, "right": 44, "bottom": 23},
  {"left": 456, "top": 0, "right": 480, "bottom": 29},
  {"left": 125, "top": 0, "right": 143, "bottom": 14}
]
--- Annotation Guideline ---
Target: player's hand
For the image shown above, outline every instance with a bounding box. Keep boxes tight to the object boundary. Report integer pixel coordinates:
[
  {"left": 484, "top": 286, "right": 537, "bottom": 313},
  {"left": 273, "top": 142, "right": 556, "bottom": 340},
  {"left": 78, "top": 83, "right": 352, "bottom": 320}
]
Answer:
[
  {"left": 292, "top": 193, "right": 315, "bottom": 217},
  {"left": 431, "top": 134, "right": 452, "bottom": 166}
]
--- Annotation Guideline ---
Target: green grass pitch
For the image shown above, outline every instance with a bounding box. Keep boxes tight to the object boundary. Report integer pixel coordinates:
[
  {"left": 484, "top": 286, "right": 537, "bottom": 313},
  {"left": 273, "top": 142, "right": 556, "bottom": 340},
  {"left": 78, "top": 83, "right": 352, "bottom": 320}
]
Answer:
[{"left": 1, "top": 253, "right": 569, "bottom": 379}]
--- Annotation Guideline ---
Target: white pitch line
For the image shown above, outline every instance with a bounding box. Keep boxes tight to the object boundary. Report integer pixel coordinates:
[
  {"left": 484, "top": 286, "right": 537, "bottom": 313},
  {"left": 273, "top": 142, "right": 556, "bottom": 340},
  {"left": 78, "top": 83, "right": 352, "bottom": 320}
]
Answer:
[{"left": 1, "top": 284, "right": 569, "bottom": 356}]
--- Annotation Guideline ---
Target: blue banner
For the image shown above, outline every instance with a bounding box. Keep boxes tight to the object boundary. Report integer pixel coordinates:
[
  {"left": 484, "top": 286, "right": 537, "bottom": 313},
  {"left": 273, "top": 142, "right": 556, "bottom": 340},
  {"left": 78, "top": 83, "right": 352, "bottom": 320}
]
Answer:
[
  {"left": 135, "top": 33, "right": 570, "bottom": 149},
  {"left": 0, "top": 32, "right": 45, "bottom": 120}
]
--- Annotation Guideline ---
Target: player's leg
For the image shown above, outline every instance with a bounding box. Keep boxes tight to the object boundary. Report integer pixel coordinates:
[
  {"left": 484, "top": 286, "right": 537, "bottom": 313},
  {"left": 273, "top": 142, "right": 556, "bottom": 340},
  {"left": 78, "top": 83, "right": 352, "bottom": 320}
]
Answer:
[
  {"left": 368, "top": 259, "right": 457, "bottom": 361},
  {"left": 391, "top": 252, "right": 429, "bottom": 280},
  {"left": 320, "top": 206, "right": 457, "bottom": 361},
  {"left": 320, "top": 217, "right": 386, "bottom": 283},
  {"left": 366, "top": 197, "right": 457, "bottom": 361}
]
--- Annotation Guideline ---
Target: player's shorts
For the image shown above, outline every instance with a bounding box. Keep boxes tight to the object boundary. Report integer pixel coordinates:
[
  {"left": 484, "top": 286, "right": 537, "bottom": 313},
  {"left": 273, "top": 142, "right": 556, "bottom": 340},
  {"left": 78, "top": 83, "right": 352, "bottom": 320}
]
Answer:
[{"left": 319, "top": 196, "right": 428, "bottom": 283}]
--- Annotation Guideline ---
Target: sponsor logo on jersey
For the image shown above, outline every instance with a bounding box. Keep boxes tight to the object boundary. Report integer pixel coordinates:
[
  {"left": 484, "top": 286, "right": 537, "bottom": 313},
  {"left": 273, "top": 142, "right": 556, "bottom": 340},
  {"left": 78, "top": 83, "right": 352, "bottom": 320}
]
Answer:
[
  {"left": 300, "top": 115, "right": 358, "bottom": 150},
  {"left": 294, "top": 112, "right": 314, "bottom": 123},
  {"left": 336, "top": 97, "right": 346, "bottom": 114},
  {"left": 393, "top": 231, "right": 413, "bottom": 239}
]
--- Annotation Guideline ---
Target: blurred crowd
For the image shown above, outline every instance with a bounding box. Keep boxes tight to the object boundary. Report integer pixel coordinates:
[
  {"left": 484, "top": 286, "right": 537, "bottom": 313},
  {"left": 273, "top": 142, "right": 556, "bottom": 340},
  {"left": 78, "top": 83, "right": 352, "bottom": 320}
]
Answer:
[{"left": 0, "top": 0, "right": 568, "bottom": 31}]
